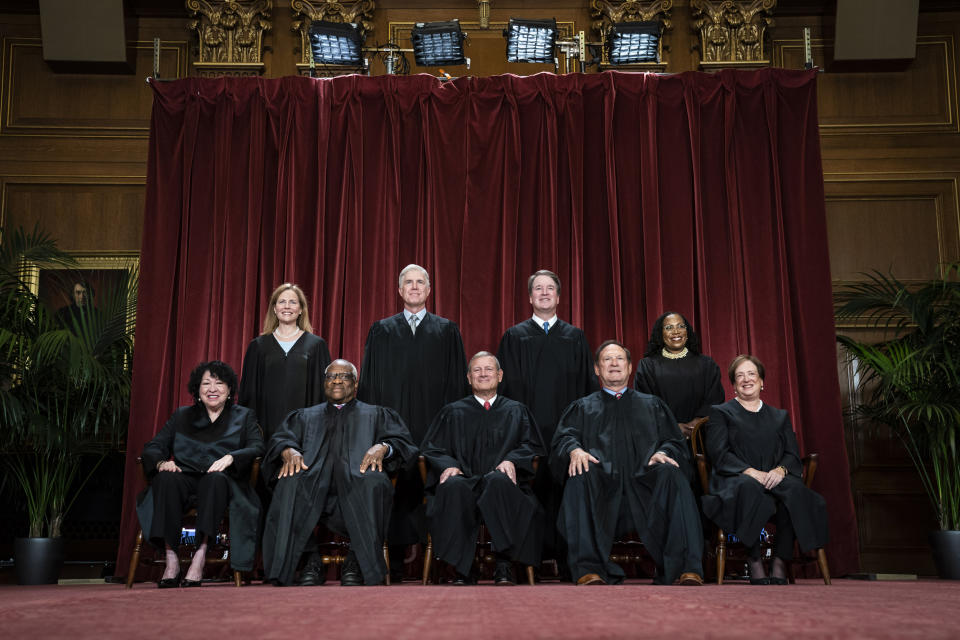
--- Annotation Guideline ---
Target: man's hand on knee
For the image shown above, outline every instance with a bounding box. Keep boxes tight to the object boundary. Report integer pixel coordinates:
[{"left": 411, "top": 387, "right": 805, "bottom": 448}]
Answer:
[
  {"left": 279, "top": 447, "right": 308, "bottom": 478},
  {"left": 568, "top": 448, "right": 599, "bottom": 476}
]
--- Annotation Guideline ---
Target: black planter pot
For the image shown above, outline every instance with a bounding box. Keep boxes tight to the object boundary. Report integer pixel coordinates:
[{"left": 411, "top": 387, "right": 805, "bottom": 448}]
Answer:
[
  {"left": 14, "top": 537, "right": 65, "bottom": 585},
  {"left": 929, "top": 530, "right": 960, "bottom": 580}
]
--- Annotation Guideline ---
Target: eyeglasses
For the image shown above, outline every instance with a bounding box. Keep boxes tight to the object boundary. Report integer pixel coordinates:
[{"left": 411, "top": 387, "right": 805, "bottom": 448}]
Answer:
[
  {"left": 324, "top": 372, "right": 355, "bottom": 381},
  {"left": 664, "top": 323, "right": 687, "bottom": 331}
]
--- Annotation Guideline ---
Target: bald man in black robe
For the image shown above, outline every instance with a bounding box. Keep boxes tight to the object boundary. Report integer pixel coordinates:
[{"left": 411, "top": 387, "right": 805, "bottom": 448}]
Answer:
[
  {"left": 496, "top": 269, "right": 596, "bottom": 576},
  {"left": 552, "top": 340, "right": 704, "bottom": 586},
  {"left": 262, "top": 360, "right": 417, "bottom": 586},
  {"left": 359, "top": 264, "right": 468, "bottom": 579},
  {"left": 421, "top": 352, "right": 545, "bottom": 584}
]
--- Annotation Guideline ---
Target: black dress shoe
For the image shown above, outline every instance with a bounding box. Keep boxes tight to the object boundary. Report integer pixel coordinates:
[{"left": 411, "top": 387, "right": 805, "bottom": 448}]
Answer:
[
  {"left": 749, "top": 577, "right": 771, "bottom": 585},
  {"left": 157, "top": 568, "right": 183, "bottom": 589},
  {"left": 340, "top": 550, "right": 364, "bottom": 586},
  {"left": 181, "top": 577, "right": 202, "bottom": 587},
  {"left": 494, "top": 561, "right": 516, "bottom": 586},
  {"left": 452, "top": 572, "right": 476, "bottom": 586},
  {"left": 769, "top": 576, "right": 789, "bottom": 585},
  {"left": 296, "top": 562, "right": 327, "bottom": 586}
]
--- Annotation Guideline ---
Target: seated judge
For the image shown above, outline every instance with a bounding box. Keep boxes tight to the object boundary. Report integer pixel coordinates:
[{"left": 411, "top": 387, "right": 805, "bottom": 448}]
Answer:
[
  {"left": 261, "top": 359, "right": 417, "bottom": 586},
  {"left": 136, "top": 360, "right": 263, "bottom": 588},
  {"left": 702, "top": 354, "right": 829, "bottom": 585},
  {"left": 552, "top": 340, "right": 704, "bottom": 586},
  {"left": 634, "top": 312, "right": 724, "bottom": 438},
  {"left": 421, "top": 351, "right": 546, "bottom": 585}
]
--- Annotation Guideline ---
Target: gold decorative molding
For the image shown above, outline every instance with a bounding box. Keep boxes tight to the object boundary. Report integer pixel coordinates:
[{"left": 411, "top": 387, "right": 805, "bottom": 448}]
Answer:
[
  {"left": 690, "top": 0, "right": 775, "bottom": 70},
  {"left": 186, "top": 0, "right": 272, "bottom": 77},
  {"left": 589, "top": 0, "right": 673, "bottom": 71},
  {"left": 291, "top": 0, "right": 376, "bottom": 76}
]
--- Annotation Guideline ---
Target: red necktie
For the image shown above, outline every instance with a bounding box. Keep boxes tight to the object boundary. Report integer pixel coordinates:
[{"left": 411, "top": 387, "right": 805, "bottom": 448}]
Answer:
[{"left": 484, "top": 401, "right": 491, "bottom": 410}]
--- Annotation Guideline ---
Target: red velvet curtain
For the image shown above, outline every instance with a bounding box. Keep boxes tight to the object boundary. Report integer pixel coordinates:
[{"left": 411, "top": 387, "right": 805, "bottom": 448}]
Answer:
[{"left": 118, "top": 69, "right": 859, "bottom": 577}]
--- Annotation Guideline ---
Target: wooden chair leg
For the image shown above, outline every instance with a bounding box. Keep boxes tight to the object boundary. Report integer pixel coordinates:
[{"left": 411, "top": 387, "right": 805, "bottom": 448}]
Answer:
[
  {"left": 716, "top": 529, "right": 726, "bottom": 585},
  {"left": 383, "top": 543, "right": 391, "bottom": 585},
  {"left": 525, "top": 565, "right": 535, "bottom": 586},
  {"left": 233, "top": 570, "right": 243, "bottom": 587},
  {"left": 422, "top": 535, "right": 433, "bottom": 585},
  {"left": 126, "top": 529, "right": 144, "bottom": 588},
  {"left": 816, "top": 548, "right": 832, "bottom": 585}
]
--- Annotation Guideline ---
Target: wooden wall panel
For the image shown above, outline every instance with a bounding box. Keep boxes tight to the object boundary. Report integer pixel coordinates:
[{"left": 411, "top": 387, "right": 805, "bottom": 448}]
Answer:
[
  {"left": 824, "top": 177, "right": 960, "bottom": 282},
  {"left": 774, "top": 36, "right": 958, "bottom": 135},
  {"left": 1, "top": 37, "right": 187, "bottom": 137},
  {"left": 1, "top": 178, "right": 144, "bottom": 251}
]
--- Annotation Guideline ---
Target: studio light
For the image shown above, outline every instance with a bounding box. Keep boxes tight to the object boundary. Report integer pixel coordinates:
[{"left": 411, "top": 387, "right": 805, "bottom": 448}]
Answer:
[
  {"left": 411, "top": 20, "right": 466, "bottom": 67},
  {"left": 308, "top": 20, "right": 365, "bottom": 67},
  {"left": 503, "top": 18, "right": 558, "bottom": 64},
  {"left": 607, "top": 21, "right": 660, "bottom": 65}
]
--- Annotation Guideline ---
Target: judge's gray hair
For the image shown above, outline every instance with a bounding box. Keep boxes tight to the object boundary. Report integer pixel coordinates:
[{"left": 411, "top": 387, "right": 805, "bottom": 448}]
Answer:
[
  {"left": 325, "top": 359, "right": 358, "bottom": 380},
  {"left": 398, "top": 263, "right": 431, "bottom": 288},
  {"left": 527, "top": 269, "right": 561, "bottom": 296},
  {"left": 468, "top": 351, "right": 501, "bottom": 372}
]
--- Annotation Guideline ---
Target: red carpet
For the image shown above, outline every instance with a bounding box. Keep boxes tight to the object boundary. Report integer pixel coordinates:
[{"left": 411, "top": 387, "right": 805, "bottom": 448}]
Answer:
[{"left": 1, "top": 580, "right": 958, "bottom": 639}]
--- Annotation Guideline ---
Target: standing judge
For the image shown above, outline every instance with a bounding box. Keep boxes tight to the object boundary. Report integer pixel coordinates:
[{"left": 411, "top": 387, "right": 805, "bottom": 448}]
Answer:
[
  {"left": 702, "top": 355, "right": 829, "bottom": 584},
  {"left": 421, "top": 352, "right": 545, "bottom": 585},
  {"left": 634, "top": 312, "right": 724, "bottom": 438},
  {"left": 239, "top": 283, "right": 331, "bottom": 440},
  {"left": 496, "top": 269, "right": 596, "bottom": 574},
  {"left": 261, "top": 359, "right": 417, "bottom": 586},
  {"left": 358, "top": 264, "right": 468, "bottom": 579},
  {"left": 552, "top": 340, "right": 704, "bottom": 586}
]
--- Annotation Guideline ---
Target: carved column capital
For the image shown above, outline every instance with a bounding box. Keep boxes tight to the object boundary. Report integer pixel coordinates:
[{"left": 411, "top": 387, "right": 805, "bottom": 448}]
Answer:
[
  {"left": 186, "top": 0, "right": 272, "bottom": 77},
  {"left": 690, "top": 0, "right": 776, "bottom": 70}
]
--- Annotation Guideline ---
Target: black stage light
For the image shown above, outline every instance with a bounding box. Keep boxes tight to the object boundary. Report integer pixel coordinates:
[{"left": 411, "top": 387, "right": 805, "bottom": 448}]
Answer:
[
  {"left": 411, "top": 20, "right": 466, "bottom": 67},
  {"left": 308, "top": 20, "right": 364, "bottom": 67},
  {"left": 608, "top": 21, "right": 660, "bottom": 65},
  {"left": 503, "top": 18, "right": 558, "bottom": 64}
]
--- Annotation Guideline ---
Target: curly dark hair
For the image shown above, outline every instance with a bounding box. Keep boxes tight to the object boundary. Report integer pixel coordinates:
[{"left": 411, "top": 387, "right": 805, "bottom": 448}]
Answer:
[
  {"left": 643, "top": 311, "right": 702, "bottom": 358},
  {"left": 187, "top": 360, "right": 238, "bottom": 407}
]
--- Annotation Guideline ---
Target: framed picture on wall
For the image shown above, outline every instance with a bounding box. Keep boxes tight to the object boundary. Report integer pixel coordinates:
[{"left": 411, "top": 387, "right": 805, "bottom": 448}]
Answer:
[{"left": 24, "top": 251, "right": 140, "bottom": 328}]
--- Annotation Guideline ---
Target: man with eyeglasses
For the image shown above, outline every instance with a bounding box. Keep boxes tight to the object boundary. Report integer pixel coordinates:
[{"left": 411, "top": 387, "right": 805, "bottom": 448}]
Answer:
[
  {"left": 552, "top": 340, "right": 704, "bottom": 586},
  {"left": 420, "top": 352, "right": 545, "bottom": 585},
  {"left": 261, "top": 359, "right": 417, "bottom": 586},
  {"left": 358, "top": 263, "right": 468, "bottom": 581}
]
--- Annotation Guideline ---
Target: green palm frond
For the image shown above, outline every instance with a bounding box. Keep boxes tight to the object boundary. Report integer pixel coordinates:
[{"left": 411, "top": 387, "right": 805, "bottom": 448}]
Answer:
[{"left": 836, "top": 263, "right": 960, "bottom": 531}]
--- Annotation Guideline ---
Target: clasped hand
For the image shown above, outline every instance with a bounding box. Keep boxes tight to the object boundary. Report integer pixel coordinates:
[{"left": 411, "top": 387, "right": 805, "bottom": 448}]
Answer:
[{"left": 744, "top": 467, "right": 785, "bottom": 489}]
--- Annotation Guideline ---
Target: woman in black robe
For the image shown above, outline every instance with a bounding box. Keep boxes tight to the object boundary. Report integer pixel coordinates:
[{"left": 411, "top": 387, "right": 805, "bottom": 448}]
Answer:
[
  {"left": 702, "top": 354, "right": 828, "bottom": 585},
  {"left": 634, "top": 311, "right": 724, "bottom": 438},
  {"left": 239, "top": 283, "right": 331, "bottom": 440},
  {"left": 136, "top": 361, "right": 263, "bottom": 587}
]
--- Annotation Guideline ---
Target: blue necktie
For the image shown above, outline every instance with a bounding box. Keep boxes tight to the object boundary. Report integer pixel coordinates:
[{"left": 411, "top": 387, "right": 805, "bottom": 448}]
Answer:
[{"left": 543, "top": 321, "right": 549, "bottom": 333}]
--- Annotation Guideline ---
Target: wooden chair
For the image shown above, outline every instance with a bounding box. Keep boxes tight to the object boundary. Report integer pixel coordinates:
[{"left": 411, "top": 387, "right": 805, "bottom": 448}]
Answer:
[
  {"left": 419, "top": 456, "right": 536, "bottom": 585},
  {"left": 691, "top": 421, "right": 831, "bottom": 585},
  {"left": 125, "top": 456, "right": 261, "bottom": 588}
]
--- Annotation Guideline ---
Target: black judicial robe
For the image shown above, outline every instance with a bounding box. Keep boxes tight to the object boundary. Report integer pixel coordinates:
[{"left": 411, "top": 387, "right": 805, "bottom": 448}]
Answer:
[
  {"left": 421, "top": 396, "right": 546, "bottom": 574},
  {"left": 261, "top": 400, "right": 417, "bottom": 585},
  {"left": 634, "top": 353, "right": 725, "bottom": 424},
  {"left": 496, "top": 318, "right": 597, "bottom": 441},
  {"left": 358, "top": 311, "right": 467, "bottom": 544},
  {"left": 551, "top": 390, "right": 703, "bottom": 584},
  {"left": 238, "top": 332, "right": 331, "bottom": 439},
  {"left": 702, "top": 400, "right": 828, "bottom": 552},
  {"left": 136, "top": 404, "right": 264, "bottom": 571}
]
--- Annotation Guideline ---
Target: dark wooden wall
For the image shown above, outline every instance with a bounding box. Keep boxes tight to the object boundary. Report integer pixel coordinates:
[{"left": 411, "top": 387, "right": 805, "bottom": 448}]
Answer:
[{"left": 1, "top": 1, "right": 957, "bottom": 574}]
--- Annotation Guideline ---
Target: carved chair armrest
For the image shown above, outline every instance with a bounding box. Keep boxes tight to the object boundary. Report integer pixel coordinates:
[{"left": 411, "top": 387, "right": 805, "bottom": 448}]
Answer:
[{"left": 802, "top": 453, "right": 819, "bottom": 488}]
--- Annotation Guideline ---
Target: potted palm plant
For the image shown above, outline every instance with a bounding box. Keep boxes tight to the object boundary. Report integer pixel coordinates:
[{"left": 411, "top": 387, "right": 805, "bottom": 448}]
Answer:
[
  {"left": 0, "top": 225, "right": 136, "bottom": 584},
  {"left": 835, "top": 264, "right": 960, "bottom": 579}
]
